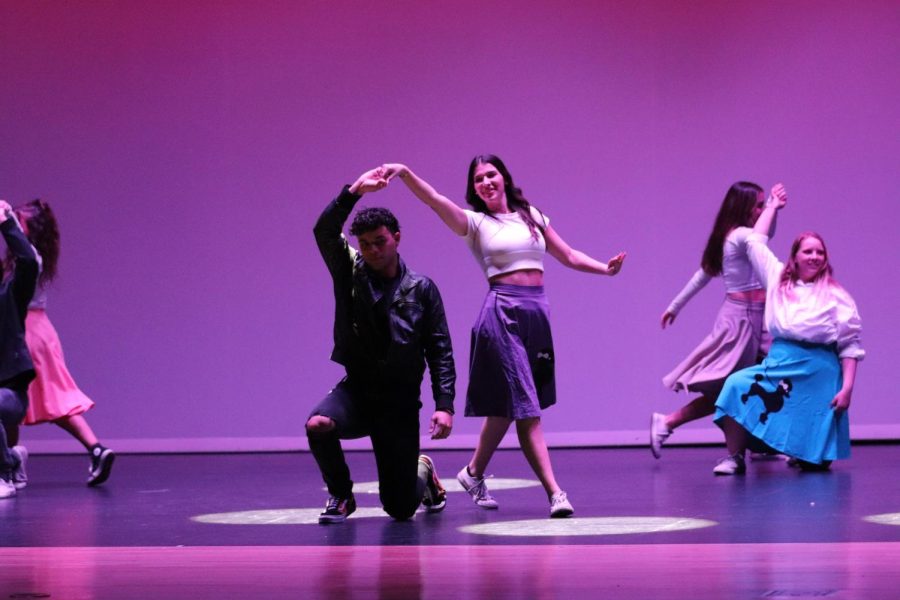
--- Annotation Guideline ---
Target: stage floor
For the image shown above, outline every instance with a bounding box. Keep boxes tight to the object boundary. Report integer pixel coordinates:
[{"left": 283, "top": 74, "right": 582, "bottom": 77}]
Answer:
[{"left": 2, "top": 446, "right": 899, "bottom": 598}]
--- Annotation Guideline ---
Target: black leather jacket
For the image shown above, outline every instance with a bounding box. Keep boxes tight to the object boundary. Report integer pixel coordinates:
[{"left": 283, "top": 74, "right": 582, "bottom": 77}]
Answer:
[
  {"left": 0, "top": 218, "right": 39, "bottom": 389},
  {"left": 313, "top": 186, "right": 455, "bottom": 412}
]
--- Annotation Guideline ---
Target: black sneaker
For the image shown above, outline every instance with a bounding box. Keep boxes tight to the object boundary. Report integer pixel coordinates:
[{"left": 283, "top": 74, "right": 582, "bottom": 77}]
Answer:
[
  {"left": 419, "top": 455, "right": 446, "bottom": 513},
  {"left": 798, "top": 459, "right": 832, "bottom": 472},
  {"left": 88, "top": 445, "right": 116, "bottom": 487},
  {"left": 318, "top": 494, "right": 356, "bottom": 524}
]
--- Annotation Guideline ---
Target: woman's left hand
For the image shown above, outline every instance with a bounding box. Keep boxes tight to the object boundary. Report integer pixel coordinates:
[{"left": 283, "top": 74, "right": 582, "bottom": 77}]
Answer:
[
  {"left": 831, "top": 388, "right": 852, "bottom": 412},
  {"left": 606, "top": 251, "right": 626, "bottom": 276}
]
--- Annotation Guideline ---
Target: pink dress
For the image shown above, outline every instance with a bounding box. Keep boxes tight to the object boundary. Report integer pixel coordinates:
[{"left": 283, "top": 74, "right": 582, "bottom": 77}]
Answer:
[{"left": 22, "top": 287, "right": 94, "bottom": 424}]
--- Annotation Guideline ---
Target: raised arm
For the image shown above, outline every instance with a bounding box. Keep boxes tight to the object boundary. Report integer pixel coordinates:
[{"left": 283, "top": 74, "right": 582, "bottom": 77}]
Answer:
[
  {"left": 313, "top": 168, "right": 388, "bottom": 277},
  {"left": 543, "top": 225, "right": 625, "bottom": 276},
  {"left": 0, "top": 200, "right": 40, "bottom": 316},
  {"left": 753, "top": 183, "right": 786, "bottom": 237},
  {"left": 747, "top": 183, "right": 787, "bottom": 288},
  {"left": 382, "top": 163, "right": 468, "bottom": 236}
]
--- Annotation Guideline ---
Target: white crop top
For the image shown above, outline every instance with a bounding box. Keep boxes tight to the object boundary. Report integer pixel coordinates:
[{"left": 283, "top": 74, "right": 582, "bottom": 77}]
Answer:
[
  {"left": 666, "top": 226, "right": 766, "bottom": 315},
  {"left": 461, "top": 207, "right": 549, "bottom": 279}
]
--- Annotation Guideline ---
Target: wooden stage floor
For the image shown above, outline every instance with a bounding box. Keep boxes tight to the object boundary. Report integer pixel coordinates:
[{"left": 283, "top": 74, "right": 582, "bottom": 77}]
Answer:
[{"left": 2, "top": 446, "right": 899, "bottom": 598}]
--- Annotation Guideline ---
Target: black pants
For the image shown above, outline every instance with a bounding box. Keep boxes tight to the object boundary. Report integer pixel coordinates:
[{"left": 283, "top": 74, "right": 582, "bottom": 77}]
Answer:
[{"left": 307, "top": 377, "right": 425, "bottom": 520}]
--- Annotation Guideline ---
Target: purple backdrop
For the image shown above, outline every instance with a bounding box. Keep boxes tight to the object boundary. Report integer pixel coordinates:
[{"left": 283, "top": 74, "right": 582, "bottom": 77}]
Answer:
[{"left": 2, "top": 1, "right": 897, "bottom": 452}]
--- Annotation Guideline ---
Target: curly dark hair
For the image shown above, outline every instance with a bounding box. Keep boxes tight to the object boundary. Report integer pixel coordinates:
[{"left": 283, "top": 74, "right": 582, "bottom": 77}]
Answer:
[
  {"left": 15, "top": 199, "right": 61, "bottom": 286},
  {"left": 350, "top": 207, "right": 400, "bottom": 236}
]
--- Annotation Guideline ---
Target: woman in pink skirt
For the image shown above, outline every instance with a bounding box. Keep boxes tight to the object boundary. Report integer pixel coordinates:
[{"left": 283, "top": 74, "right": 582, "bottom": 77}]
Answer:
[
  {"left": 12, "top": 200, "right": 115, "bottom": 487},
  {"left": 651, "top": 182, "right": 786, "bottom": 458}
]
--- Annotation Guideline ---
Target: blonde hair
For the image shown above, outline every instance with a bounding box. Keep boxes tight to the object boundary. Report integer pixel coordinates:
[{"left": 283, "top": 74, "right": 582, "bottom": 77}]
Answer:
[{"left": 776, "top": 232, "right": 840, "bottom": 302}]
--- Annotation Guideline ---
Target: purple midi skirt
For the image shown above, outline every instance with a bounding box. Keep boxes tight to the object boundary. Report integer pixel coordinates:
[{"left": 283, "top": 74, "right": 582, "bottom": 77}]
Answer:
[{"left": 466, "top": 284, "right": 556, "bottom": 419}]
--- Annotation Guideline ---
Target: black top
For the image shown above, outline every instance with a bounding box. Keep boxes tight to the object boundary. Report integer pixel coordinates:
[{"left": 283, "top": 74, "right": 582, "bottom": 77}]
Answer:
[
  {"left": 313, "top": 186, "right": 456, "bottom": 413},
  {"left": 0, "top": 218, "right": 39, "bottom": 388}
]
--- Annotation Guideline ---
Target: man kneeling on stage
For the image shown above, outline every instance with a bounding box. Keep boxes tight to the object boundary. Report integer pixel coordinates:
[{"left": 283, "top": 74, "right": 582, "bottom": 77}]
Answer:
[{"left": 307, "top": 167, "right": 456, "bottom": 523}]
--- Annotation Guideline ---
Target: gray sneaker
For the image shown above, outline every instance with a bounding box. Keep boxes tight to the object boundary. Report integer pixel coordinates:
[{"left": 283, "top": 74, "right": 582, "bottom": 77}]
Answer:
[
  {"left": 549, "top": 491, "right": 574, "bottom": 518},
  {"left": 713, "top": 453, "right": 746, "bottom": 476},
  {"left": 10, "top": 445, "right": 27, "bottom": 490},
  {"left": 650, "top": 413, "right": 671, "bottom": 459},
  {"left": 418, "top": 455, "right": 447, "bottom": 513},
  {"left": 456, "top": 466, "right": 498, "bottom": 509}
]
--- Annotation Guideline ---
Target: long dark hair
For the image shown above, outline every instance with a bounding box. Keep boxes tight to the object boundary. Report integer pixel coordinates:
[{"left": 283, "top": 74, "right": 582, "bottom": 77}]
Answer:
[
  {"left": 700, "top": 181, "right": 763, "bottom": 276},
  {"left": 464, "top": 154, "right": 546, "bottom": 241},
  {"left": 16, "top": 199, "right": 60, "bottom": 286}
]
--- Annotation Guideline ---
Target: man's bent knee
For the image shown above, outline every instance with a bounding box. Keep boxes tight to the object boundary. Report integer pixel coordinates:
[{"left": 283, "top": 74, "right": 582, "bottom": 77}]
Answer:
[
  {"left": 384, "top": 501, "right": 418, "bottom": 521},
  {"left": 306, "top": 415, "right": 336, "bottom": 436},
  {"left": 0, "top": 404, "right": 25, "bottom": 425}
]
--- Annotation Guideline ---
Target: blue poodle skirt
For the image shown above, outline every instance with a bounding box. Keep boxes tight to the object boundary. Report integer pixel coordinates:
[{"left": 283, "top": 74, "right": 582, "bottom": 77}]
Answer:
[{"left": 714, "top": 338, "right": 849, "bottom": 464}]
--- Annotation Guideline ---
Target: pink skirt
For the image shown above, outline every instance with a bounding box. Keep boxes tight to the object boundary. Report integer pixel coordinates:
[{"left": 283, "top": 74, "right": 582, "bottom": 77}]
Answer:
[
  {"left": 22, "top": 309, "right": 95, "bottom": 425},
  {"left": 662, "top": 298, "right": 769, "bottom": 396}
]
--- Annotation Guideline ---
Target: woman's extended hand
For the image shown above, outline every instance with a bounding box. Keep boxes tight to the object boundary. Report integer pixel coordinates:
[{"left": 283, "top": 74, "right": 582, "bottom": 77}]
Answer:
[
  {"left": 349, "top": 167, "right": 390, "bottom": 195},
  {"left": 606, "top": 251, "right": 626, "bottom": 276},
  {"left": 381, "top": 163, "right": 409, "bottom": 181},
  {"left": 661, "top": 311, "right": 676, "bottom": 329},
  {"left": 768, "top": 183, "right": 787, "bottom": 209}
]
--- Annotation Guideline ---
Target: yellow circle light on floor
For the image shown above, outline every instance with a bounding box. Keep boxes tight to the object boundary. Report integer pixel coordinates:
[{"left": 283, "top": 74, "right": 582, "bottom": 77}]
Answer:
[
  {"left": 191, "top": 507, "right": 389, "bottom": 525},
  {"left": 863, "top": 513, "right": 900, "bottom": 526},
  {"left": 458, "top": 516, "right": 717, "bottom": 537},
  {"left": 337, "top": 478, "right": 541, "bottom": 495}
]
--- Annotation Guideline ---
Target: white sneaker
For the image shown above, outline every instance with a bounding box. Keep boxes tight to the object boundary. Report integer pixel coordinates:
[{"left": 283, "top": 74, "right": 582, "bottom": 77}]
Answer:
[
  {"left": 650, "top": 413, "right": 672, "bottom": 459},
  {"left": 10, "top": 445, "right": 27, "bottom": 490},
  {"left": 456, "top": 466, "right": 498, "bottom": 509},
  {"left": 549, "top": 491, "right": 574, "bottom": 518},
  {"left": 0, "top": 475, "right": 16, "bottom": 499},
  {"left": 713, "top": 453, "right": 746, "bottom": 476}
]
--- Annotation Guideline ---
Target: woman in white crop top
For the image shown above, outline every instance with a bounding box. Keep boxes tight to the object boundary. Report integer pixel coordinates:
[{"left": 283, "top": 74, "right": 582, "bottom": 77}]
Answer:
[
  {"left": 650, "top": 181, "right": 786, "bottom": 459},
  {"left": 382, "top": 155, "right": 625, "bottom": 519},
  {"left": 712, "top": 193, "right": 863, "bottom": 475}
]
